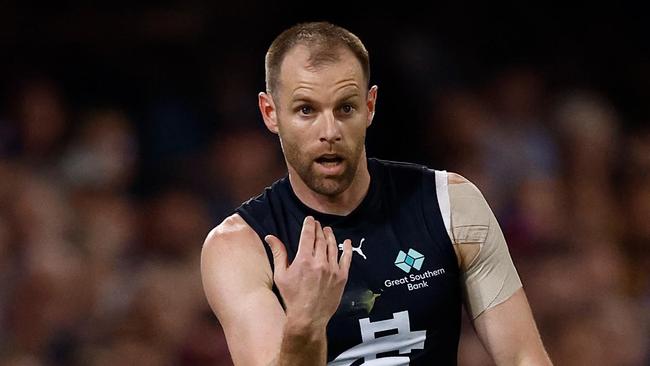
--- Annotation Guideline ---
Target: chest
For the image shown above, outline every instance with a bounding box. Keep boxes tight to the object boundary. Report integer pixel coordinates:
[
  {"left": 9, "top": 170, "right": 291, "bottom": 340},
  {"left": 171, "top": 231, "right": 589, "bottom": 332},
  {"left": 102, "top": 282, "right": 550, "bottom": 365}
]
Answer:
[{"left": 321, "top": 221, "right": 461, "bottom": 363}]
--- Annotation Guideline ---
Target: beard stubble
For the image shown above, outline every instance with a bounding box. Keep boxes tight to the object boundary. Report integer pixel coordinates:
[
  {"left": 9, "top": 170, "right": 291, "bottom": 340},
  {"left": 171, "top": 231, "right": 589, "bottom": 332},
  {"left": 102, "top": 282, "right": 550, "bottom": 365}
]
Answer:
[{"left": 280, "top": 132, "right": 365, "bottom": 197}]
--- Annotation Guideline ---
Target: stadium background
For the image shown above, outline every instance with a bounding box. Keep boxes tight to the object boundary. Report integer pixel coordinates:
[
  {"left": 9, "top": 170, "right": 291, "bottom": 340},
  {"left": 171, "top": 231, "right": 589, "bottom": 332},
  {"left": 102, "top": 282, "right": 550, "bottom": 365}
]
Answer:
[{"left": 1, "top": 2, "right": 648, "bottom": 365}]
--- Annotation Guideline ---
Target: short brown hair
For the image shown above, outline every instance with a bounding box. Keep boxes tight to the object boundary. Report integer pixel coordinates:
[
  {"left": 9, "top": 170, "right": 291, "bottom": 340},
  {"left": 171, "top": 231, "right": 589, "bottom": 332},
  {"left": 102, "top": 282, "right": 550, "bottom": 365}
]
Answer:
[{"left": 265, "top": 22, "right": 370, "bottom": 97}]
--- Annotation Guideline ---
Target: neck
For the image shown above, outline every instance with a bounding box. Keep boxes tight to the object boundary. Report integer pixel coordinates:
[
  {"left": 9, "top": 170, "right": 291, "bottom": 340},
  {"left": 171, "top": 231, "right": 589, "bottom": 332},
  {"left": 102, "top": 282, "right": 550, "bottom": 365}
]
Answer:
[{"left": 288, "top": 153, "right": 370, "bottom": 216}]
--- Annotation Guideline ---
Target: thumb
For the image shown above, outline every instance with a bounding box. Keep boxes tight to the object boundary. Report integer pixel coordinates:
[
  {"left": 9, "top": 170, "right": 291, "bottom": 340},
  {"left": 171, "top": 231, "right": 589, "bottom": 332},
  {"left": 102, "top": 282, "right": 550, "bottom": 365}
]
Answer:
[{"left": 264, "top": 234, "right": 288, "bottom": 273}]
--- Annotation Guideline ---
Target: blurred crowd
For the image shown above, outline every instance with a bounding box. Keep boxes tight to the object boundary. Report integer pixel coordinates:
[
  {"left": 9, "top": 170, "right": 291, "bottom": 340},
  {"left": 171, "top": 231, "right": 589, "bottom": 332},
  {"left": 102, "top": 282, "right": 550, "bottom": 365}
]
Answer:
[
  {"left": 429, "top": 69, "right": 650, "bottom": 366},
  {"left": 1, "top": 7, "right": 649, "bottom": 366}
]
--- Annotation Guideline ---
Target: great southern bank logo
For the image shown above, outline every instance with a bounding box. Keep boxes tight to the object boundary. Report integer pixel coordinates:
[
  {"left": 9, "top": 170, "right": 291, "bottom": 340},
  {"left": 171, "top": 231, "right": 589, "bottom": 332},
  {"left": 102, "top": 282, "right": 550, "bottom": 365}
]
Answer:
[
  {"left": 386, "top": 248, "right": 445, "bottom": 292},
  {"left": 394, "top": 248, "right": 424, "bottom": 273}
]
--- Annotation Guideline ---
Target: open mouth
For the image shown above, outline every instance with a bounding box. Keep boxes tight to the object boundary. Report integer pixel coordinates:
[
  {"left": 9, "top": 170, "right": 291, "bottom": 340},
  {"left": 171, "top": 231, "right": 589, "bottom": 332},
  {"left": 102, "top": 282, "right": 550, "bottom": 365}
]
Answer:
[
  {"left": 316, "top": 155, "right": 343, "bottom": 165},
  {"left": 315, "top": 154, "right": 344, "bottom": 166}
]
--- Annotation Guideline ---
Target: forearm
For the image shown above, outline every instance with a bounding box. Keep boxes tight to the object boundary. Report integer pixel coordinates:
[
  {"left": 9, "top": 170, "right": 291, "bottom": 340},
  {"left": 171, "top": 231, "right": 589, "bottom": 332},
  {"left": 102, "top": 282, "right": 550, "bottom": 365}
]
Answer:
[
  {"left": 512, "top": 339, "right": 553, "bottom": 366},
  {"left": 489, "top": 342, "right": 552, "bottom": 366},
  {"left": 270, "top": 317, "right": 328, "bottom": 366},
  {"left": 515, "top": 355, "right": 553, "bottom": 366},
  {"left": 471, "top": 289, "right": 552, "bottom": 366}
]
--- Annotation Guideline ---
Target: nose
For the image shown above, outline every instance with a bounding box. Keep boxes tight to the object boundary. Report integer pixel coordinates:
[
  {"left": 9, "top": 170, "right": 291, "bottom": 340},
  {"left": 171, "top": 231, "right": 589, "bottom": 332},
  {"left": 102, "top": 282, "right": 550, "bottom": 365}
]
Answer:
[{"left": 319, "top": 111, "right": 342, "bottom": 143}]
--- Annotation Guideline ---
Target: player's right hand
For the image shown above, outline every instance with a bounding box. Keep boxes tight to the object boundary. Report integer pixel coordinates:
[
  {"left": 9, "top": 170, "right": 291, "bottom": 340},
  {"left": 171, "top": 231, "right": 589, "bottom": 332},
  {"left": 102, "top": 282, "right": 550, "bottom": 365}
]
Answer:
[{"left": 264, "top": 216, "right": 352, "bottom": 331}]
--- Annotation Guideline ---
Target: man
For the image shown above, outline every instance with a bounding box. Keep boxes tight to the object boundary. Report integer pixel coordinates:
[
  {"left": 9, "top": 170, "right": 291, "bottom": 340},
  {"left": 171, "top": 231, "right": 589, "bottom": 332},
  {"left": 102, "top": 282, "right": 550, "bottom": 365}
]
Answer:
[{"left": 201, "top": 21, "right": 552, "bottom": 365}]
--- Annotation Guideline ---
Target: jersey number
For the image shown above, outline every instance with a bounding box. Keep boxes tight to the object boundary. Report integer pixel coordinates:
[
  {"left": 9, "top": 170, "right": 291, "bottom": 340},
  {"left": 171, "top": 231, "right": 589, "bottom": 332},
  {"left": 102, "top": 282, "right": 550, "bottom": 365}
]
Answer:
[{"left": 328, "top": 310, "right": 426, "bottom": 366}]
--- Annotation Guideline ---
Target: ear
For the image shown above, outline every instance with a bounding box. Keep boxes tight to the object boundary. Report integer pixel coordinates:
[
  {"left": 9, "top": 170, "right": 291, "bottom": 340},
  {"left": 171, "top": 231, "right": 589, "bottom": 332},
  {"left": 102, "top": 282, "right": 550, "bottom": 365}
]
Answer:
[
  {"left": 258, "top": 92, "right": 279, "bottom": 134},
  {"left": 366, "top": 85, "right": 378, "bottom": 127}
]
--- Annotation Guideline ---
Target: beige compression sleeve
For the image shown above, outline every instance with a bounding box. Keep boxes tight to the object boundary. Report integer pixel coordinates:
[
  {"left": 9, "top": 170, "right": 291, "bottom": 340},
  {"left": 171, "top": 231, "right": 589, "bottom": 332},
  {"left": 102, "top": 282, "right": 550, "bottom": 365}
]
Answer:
[{"left": 435, "top": 170, "right": 522, "bottom": 319}]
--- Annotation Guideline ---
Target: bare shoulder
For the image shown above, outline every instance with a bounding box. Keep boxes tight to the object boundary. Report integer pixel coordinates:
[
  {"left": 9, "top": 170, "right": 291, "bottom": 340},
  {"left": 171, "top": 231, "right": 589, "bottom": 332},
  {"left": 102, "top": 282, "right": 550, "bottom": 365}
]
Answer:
[
  {"left": 201, "top": 213, "right": 273, "bottom": 290},
  {"left": 203, "top": 213, "right": 260, "bottom": 251},
  {"left": 447, "top": 171, "right": 471, "bottom": 185},
  {"left": 203, "top": 213, "right": 266, "bottom": 258}
]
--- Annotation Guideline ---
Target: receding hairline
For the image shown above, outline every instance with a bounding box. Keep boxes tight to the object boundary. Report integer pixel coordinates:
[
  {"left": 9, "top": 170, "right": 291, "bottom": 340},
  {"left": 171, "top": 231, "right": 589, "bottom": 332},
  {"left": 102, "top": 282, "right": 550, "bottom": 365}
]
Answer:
[
  {"left": 283, "top": 44, "right": 366, "bottom": 89},
  {"left": 264, "top": 22, "right": 370, "bottom": 97}
]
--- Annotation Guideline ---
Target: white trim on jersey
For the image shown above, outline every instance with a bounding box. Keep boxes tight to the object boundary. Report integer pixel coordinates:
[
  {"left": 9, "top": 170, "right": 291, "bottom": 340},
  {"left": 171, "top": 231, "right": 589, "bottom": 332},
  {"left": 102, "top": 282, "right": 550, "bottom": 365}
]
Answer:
[{"left": 434, "top": 170, "right": 452, "bottom": 241}]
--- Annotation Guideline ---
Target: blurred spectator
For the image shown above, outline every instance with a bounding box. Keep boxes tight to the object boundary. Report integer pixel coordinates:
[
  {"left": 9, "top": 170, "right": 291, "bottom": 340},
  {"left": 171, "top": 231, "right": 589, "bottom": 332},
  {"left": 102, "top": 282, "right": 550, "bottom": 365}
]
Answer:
[
  {"left": 621, "top": 127, "right": 650, "bottom": 300},
  {"left": 0, "top": 7, "right": 648, "bottom": 365},
  {"left": 60, "top": 108, "right": 138, "bottom": 192},
  {"left": 553, "top": 90, "right": 624, "bottom": 237},
  {"left": 480, "top": 67, "right": 560, "bottom": 215},
  {"left": 141, "top": 187, "right": 211, "bottom": 260},
  {"left": 206, "top": 128, "right": 285, "bottom": 221},
  {"left": 6, "top": 77, "right": 70, "bottom": 167},
  {"left": 425, "top": 88, "right": 492, "bottom": 186}
]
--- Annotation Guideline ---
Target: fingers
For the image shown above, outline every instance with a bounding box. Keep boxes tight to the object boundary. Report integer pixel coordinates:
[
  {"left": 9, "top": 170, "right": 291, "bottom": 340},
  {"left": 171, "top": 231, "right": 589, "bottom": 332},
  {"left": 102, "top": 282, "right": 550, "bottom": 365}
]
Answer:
[
  {"left": 295, "top": 216, "right": 315, "bottom": 259},
  {"left": 323, "top": 226, "right": 338, "bottom": 265},
  {"left": 314, "top": 220, "right": 327, "bottom": 261},
  {"left": 264, "top": 234, "right": 288, "bottom": 275},
  {"left": 339, "top": 239, "right": 352, "bottom": 274}
]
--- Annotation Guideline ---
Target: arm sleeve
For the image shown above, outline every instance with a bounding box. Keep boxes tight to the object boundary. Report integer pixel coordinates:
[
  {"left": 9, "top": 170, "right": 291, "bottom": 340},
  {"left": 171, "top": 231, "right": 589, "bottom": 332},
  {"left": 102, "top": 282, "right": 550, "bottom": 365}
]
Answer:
[{"left": 436, "top": 171, "right": 522, "bottom": 319}]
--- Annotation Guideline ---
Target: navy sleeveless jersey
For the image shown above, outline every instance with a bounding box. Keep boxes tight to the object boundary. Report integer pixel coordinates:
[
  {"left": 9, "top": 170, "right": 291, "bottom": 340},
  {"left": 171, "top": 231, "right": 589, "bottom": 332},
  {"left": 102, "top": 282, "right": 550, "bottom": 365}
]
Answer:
[{"left": 235, "top": 158, "right": 462, "bottom": 365}]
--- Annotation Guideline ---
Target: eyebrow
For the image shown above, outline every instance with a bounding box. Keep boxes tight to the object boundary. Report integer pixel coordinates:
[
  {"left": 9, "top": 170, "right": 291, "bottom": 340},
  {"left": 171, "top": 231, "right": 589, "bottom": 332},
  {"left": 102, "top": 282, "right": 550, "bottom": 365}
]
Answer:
[
  {"left": 290, "top": 92, "right": 361, "bottom": 105},
  {"left": 338, "top": 92, "right": 360, "bottom": 101},
  {"left": 291, "top": 95, "right": 315, "bottom": 104}
]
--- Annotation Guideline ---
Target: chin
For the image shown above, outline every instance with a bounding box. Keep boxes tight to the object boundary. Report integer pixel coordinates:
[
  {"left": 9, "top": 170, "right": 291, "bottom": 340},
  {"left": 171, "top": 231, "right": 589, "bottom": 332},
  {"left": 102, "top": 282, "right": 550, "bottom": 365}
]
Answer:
[{"left": 309, "top": 175, "right": 353, "bottom": 197}]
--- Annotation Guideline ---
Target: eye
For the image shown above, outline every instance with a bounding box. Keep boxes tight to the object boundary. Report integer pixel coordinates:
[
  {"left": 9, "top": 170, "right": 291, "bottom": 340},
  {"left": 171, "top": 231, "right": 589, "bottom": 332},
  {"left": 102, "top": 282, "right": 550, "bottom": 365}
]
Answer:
[
  {"left": 340, "top": 104, "right": 354, "bottom": 114},
  {"left": 299, "top": 105, "right": 313, "bottom": 115}
]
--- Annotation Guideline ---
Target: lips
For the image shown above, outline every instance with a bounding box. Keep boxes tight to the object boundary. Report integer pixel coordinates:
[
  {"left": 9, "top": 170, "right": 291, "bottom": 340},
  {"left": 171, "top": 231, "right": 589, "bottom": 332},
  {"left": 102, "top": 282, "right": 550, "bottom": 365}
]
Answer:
[
  {"left": 314, "top": 153, "right": 345, "bottom": 174},
  {"left": 315, "top": 153, "right": 344, "bottom": 164}
]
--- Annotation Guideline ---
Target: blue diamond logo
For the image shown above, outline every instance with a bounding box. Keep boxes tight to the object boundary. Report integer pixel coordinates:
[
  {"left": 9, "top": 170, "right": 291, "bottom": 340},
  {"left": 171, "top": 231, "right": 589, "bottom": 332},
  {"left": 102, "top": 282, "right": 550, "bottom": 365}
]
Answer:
[
  {"left": 394, "top": 248, "right": 425, "bottom": 273},
  {"left": 407, "top": 248, "right": 424, "bottom": 270},
  {"left": 394, "top": 250, "right": 411, "bottom": 273},
  {"left": 405, "top": 256, "right": 415, "bottom": 266}
]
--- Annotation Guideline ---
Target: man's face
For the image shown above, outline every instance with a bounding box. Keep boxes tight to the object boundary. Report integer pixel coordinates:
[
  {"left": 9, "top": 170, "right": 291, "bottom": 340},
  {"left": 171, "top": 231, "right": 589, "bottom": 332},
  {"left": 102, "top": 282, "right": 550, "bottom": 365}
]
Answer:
[{"left": 269, "top": 45, "right": 376, "bottom": 197}]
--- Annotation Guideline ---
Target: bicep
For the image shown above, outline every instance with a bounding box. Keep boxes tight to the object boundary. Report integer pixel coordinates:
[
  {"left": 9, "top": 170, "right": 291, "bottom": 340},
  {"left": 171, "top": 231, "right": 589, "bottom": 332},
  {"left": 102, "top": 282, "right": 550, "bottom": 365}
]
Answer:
[
  {"left": 201, "top": 221, "right": 286, "bottom": 365},
  {"left": 214, "top": 284, "right": 286, "bottom": 365}
]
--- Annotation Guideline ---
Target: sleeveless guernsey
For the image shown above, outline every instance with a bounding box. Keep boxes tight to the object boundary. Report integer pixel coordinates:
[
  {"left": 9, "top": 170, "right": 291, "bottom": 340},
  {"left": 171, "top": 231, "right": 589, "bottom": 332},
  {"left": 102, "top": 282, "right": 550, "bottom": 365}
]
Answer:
[{"left": 235, "top": 158, "right": 461, "bottom": 365}]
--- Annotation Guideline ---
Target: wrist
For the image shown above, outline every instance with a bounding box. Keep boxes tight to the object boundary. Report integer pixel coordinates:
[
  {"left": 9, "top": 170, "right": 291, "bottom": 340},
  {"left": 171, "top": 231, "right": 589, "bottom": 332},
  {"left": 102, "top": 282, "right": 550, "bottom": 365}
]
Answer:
[
  {"left": 284, "top": 314, "right": 327, "bottom": 339},
  {"left": 277, "top": 314, "right": 328, "bottom": 365}
]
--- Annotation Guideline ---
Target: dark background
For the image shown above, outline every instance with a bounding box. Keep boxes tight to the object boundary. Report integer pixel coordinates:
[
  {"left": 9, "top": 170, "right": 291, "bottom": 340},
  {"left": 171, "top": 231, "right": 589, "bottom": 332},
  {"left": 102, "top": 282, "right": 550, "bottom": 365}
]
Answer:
[{"left": 0, "top": 2, "right": 648, "bottom": 365}]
